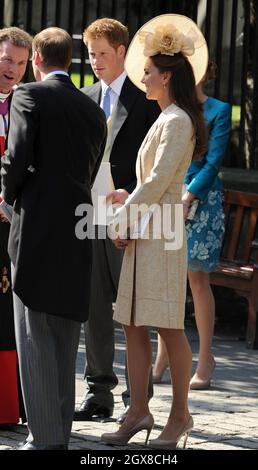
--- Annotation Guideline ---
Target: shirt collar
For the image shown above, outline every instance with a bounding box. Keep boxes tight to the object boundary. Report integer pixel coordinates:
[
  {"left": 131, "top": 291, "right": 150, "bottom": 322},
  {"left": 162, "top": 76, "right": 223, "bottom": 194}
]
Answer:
[
  {"left": 0, "top": 91, "right": 12, "bottom": 102},
  {"left": 43, "top": 71, "right": 69, "bottom": 81},
  {"left": 101, "top": 71, "right": 127, "bottom": 97}
]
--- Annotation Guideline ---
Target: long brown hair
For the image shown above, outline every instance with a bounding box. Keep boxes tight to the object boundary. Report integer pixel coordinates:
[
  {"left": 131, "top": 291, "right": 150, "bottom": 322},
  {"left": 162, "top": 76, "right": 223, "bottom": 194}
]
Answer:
[{"left": 152, "top": 53, "right": 207, "bottom": 160}]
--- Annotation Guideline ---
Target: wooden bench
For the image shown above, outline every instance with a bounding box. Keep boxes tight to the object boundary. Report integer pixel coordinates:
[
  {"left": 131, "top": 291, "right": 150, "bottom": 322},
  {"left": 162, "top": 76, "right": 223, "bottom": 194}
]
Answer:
[{"left": 210, "top": 190, "right": 258, "bottom": 349}]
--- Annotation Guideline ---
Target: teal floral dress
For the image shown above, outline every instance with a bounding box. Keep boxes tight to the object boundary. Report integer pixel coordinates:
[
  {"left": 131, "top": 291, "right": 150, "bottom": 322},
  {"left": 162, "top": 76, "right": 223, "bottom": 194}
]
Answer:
[{"left": 186, "top": 190, "right": 225, "bottom": 272}]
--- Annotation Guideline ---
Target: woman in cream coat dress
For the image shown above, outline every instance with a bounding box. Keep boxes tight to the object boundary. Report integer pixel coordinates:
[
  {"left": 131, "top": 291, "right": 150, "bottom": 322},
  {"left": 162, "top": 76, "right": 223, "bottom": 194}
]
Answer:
[
  {"left": 113, "top": 103, "right": 194, "bottom": 329},
  {"left": 102, "top": 14, "right": 208, "bottom": 449}
]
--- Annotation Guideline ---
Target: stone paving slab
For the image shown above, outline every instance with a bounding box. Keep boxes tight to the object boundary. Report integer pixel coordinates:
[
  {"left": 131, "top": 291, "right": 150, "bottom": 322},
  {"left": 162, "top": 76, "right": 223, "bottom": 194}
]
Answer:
[{"left": 1, "top": 323, "right": 258, "bottom": 452}]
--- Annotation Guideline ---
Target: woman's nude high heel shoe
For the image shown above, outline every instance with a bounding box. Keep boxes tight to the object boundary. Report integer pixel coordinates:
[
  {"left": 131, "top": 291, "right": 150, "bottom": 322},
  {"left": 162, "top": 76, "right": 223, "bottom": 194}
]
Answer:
[
  {"left": 101, "top": 414, "right": 154, "bottom": 446},
  {"left": 190, "top": 359, "right": 216, "bottom": 390},
  {"left": 148, "top": 416, "right": 194, "bottom": 450}
]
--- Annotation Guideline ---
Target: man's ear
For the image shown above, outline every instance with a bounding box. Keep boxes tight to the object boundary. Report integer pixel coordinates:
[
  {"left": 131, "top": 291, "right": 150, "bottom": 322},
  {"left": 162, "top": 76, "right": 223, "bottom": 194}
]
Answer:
[
  {"left": 117, "top": 44, "right": 126, "bottom": 59},
  {"left": 33, "top": 50, "right": 42, "bottom": 66}
]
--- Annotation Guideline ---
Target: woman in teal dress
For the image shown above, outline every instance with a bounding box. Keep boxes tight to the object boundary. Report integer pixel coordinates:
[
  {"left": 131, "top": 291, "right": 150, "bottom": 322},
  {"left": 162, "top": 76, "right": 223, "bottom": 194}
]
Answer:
[
  {"left": 183, "top": 62, "right": 231, "bottom": 389},
  {"left": 153, "top": 62, "right": 231, "bottom": 388}
]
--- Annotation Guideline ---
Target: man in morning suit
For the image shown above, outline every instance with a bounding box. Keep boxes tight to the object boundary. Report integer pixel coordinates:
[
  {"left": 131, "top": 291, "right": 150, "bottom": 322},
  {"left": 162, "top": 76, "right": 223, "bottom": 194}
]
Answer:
[
  {"left": 1, "top": 27, "right": 106, "bottom": 450},
  {"left": 74, "top": 18, "right": 160, "bottom": 424}
]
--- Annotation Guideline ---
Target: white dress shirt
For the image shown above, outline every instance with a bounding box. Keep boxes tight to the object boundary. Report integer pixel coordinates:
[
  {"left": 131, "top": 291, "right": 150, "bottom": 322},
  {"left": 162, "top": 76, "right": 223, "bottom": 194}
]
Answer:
[
  {"left": 43, "top": 70, "right": 69, "bottom": 81},
  {"left": 100, "top": 71, "right": 127, "bottom": 116}
]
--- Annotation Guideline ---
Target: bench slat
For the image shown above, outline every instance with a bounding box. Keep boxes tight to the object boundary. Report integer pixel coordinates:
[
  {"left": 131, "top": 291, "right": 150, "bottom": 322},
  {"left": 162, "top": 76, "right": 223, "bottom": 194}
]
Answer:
[
  {"left": 225, "top": 191, "right": 258, "bottom": 209},
  {"left": 226, "top": 205, "right": 244, "bottom": 260},
  {"left": 215, "top": 263, "right": 253, "bottom": 279},
  {"left": 223, "top": 202, "right": 231, "bottom": 226},
  {"left": 242, "top": 208, "right": 258, "bottom": 262}
]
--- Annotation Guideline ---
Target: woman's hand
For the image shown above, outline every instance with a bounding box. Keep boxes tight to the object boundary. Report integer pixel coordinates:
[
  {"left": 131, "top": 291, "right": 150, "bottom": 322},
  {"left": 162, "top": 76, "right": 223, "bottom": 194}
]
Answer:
[
  {"left": 182, "top": 190, "right": 195, "bottom": 221},
  {"left": 182, "top": 202, "right": 190, "bottom": 221},
  {"left": 112, "top": 236, "right": 131, "bottom": 250},
  {"left": 107, "top": 189, "right": 129, "bottom": 206},
  {"left": 107, "top": 189, "right": 131, "bottom": 248}
]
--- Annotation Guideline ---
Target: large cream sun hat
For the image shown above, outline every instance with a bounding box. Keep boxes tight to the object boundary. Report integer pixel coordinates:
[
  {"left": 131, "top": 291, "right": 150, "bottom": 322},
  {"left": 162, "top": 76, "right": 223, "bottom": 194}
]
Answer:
[{"left": 125, "top": 14, "right": 208, "bottom": 92}]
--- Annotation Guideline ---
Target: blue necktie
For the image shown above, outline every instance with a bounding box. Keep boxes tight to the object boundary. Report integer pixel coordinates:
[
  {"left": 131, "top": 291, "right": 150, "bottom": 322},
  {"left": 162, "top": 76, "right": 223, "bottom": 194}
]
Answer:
[{"left": 102, "top": 86, "right": 111, "bottom": 120}]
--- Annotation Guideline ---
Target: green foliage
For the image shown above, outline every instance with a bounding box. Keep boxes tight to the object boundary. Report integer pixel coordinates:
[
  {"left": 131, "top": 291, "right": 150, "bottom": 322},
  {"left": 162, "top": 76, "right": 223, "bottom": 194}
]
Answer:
[
  {"left": 232, "top": 105, "right": 240, "bottom": 125},
  {"left": 70, "top": 73, "right": 94, "bottom": 88}
]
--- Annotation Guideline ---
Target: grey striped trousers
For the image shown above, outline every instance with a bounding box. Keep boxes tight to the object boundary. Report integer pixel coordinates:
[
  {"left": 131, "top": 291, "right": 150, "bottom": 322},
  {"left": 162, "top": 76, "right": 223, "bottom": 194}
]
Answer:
[{"left": 13, "top": 291, "right": 81, "bottom": 446}]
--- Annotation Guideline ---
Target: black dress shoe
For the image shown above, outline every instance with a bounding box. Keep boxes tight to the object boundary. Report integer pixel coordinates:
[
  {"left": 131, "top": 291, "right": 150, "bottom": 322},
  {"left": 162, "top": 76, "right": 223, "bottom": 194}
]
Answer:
[
  {"left": 73, "top": 400, "right": 113, "bottom": 421},
  {"left": 116, "top": 405, "right": 130, "bottom": 425}
]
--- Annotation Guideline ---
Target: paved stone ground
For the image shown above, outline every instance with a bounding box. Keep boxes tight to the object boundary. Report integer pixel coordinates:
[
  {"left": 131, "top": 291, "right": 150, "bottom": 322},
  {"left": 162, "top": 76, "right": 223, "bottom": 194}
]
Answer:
[{"left": 1, "top": 319, "right": 258, "bottom": 451}]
